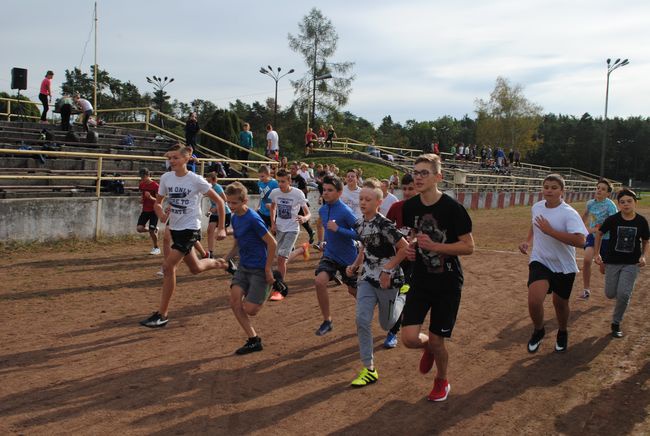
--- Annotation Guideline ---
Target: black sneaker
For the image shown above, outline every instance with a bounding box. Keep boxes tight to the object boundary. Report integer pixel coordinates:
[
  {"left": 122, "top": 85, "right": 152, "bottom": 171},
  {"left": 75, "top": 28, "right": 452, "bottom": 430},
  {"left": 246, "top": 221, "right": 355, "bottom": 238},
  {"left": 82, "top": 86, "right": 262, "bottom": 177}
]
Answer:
[
  {"left": 611, "top": 323, "right": 623, "bottom": 338},
  {"left": 315, "top": 320, "right": 333, "bottom": 336},
  {"left": 139, "top": 311, "right": 168, "bottom": 328},
  {"left": 226, "top": 258, "right": 238, "bottom": 275},
  {"left": 527, "top": 328, "right": 545, "bottom": 353},
  {"left": 235, "top": 337, "right": 263, "bottom": 355},
  {"left": 555, "top": 330, "right": 568, "bottom": 353}
]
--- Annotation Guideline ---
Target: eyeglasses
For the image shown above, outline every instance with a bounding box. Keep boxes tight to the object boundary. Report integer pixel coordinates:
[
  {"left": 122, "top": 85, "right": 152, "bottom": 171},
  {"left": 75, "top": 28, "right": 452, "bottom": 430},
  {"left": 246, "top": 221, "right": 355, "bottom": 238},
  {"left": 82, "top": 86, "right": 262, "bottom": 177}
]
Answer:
[{"left": 412, "top": 170, "right": 432, "bottom": 178}]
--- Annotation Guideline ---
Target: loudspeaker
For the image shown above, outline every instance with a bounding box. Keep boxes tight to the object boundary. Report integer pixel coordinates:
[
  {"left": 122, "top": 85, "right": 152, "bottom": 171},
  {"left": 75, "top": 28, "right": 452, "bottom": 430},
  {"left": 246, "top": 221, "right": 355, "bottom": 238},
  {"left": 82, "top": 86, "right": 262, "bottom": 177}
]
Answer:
[{"left": 11, "top": 67, "right": 28, "bottom": 90}]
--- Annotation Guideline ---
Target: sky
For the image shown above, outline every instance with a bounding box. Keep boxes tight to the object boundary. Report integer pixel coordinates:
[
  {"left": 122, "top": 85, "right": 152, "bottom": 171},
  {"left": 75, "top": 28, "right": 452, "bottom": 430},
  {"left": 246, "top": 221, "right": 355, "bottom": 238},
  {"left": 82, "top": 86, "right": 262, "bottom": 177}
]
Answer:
[{"left": 1, "top": 0, "right": 648, "bottom": 126}]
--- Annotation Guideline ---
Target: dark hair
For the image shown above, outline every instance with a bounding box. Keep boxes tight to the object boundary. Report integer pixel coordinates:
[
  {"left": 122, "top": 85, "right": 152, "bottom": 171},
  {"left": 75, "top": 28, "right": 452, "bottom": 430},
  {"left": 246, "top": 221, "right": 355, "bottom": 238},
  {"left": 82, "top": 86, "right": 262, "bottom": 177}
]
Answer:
[
  {"left": 276, "top": 169, "right": 290, "bottom": 178},
  {"left": 322, "top": 175, "right": 343, "bottom": 191},
  {"left": 401, "top": 173, "right": 414, "bottom": 185},
  {"left": 167, "top": 143, "right": 189, "bottom": 155},
  {"left": 597, "top": 178, "right": 613, "bottom": 193},
  {"left": 616, "top": 188, "right": 637, "bottom": 201},
  {"left": 139, "top": 167, "right": 150, "bottom": 177},
  {"left": 46, "top": 70, "right": 54, "bottom": 76}
]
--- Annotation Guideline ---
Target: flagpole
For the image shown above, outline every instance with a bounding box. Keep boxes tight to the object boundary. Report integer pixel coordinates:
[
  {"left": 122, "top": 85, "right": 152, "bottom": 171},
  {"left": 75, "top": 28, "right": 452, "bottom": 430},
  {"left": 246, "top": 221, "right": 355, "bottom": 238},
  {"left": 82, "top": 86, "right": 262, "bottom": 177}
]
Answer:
[{"left": 93, "top": 1, "right": 98, "bottom": 116}]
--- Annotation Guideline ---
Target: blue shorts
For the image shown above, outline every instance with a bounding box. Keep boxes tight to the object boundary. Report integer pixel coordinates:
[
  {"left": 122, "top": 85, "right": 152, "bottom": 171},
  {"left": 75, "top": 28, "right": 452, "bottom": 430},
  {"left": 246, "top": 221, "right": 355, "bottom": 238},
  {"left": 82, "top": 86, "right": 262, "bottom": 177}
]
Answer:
[{"left": 584, "top": 233, "right": 609, "bottom": 255}]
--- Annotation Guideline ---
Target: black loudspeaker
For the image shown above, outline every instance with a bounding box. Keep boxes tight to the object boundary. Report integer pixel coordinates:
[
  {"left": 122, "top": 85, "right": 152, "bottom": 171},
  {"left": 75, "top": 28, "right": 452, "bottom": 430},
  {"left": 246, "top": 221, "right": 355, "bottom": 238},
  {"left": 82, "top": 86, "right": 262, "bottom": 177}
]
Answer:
[{"left": 11, "top": 67, "right": 28, "bottom": 90}]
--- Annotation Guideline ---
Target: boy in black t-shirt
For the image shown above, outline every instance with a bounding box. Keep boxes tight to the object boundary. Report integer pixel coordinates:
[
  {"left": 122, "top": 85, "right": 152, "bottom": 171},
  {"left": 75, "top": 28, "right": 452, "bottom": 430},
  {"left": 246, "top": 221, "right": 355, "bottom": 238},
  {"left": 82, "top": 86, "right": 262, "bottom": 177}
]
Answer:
[
  {"left": 400, "top": 154, "right": 474, "bottom": 402},
  {"left": 290, "top": 162, "right": 315, "bottom": 244},
  {"left": 594, "top": 189, "right": 649, "bottom": 338}
]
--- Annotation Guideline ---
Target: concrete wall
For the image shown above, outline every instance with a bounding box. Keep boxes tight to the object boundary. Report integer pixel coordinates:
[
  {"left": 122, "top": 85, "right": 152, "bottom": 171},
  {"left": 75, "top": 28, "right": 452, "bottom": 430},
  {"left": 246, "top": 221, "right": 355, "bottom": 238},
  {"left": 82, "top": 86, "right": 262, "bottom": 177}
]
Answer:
[{"left": 0, "top": 189, "right": 591, "bottom": 242}]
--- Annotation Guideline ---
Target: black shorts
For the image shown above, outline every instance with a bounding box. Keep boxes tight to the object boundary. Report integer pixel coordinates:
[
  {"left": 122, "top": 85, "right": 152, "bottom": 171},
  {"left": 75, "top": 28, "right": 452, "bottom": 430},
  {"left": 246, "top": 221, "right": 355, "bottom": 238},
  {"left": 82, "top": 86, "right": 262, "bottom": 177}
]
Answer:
[
  {"left": 170, "top": 229, "right": 201, "bottom": 255},
  {"left": 315, "top": 257, "right": 358, "bottom": 288},
  {"left": 401, "top": 276, "right": 462, "bottom": 338},
  {"left": 527, "top": 261, "right": 576, "bottom": 300},
  {"left": 209, "top": 213, "right": 231, "bottom": 228},
  {"left": 137, "top": 211, "right": 158, "bottom": 230}
]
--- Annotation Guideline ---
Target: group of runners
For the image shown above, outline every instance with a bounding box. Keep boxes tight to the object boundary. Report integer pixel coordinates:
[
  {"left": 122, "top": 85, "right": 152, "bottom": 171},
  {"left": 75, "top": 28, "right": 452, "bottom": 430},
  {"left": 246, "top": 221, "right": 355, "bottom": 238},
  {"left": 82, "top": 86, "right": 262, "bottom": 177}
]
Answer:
[{"left": 135, "top": 143, "right": 648, "bottom": 402}]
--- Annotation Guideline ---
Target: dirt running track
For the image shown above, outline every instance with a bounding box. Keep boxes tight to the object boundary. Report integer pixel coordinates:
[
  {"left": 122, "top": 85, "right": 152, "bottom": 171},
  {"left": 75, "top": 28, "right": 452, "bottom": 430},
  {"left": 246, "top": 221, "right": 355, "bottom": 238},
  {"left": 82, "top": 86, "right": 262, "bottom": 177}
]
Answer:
[{"left": 1, "top": 202, "right": 648, "bottom": 435}]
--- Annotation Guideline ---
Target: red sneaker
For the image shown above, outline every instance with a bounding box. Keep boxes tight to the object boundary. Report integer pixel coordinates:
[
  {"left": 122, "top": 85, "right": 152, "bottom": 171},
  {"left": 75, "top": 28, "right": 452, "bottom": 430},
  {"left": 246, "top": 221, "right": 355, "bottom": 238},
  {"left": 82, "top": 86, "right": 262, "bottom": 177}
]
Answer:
[
  {"left": 269, "top": 291, "right": 285, "bottom": 301},
  {"left": 427, "top": 378, "right": 450, "bottom": 402},
  {"left": 419, "top": 350, "right": 435, "bottom": 374}
]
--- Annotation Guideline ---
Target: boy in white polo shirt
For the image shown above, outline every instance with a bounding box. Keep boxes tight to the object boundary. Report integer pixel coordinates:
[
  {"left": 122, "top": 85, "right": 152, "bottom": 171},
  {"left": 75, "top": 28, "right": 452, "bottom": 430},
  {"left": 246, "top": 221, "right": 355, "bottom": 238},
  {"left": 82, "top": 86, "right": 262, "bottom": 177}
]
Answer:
[
  {"left": 519, "top": 174, "right": 588, "bottom": 353},
  {"left": 269, "top": 169, "right": 312, "bottom": 301}
]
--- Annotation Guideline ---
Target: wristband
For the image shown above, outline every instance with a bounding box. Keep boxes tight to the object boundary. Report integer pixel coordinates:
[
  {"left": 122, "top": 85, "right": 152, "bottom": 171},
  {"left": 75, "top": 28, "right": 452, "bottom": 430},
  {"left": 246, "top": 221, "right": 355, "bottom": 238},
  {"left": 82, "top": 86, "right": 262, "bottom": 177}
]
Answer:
[{"left": 380, "top": 268, "right": 393, "bottom": 275}]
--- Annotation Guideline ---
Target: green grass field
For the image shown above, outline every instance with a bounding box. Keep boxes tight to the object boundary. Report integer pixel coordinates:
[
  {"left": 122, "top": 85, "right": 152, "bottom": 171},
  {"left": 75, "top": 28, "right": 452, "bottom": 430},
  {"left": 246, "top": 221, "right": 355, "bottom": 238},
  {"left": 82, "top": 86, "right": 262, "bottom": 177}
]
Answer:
[{"left": 306, "top": 156, "right": 398, "bottom": 180}]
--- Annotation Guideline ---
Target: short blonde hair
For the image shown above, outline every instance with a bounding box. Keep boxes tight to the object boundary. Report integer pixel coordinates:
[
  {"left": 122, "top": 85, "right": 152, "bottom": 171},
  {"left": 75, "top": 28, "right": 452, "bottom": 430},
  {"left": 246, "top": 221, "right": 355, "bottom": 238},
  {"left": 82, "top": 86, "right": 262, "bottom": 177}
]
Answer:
[
  {"left": 225, "top": 181, "right": 248, "bottom": 201},
  {"left": 414, "top": 153, "right": 441, "bottom": 174},
  {"left": 362, "top": 178, "right": 383, "bottom": 200}
]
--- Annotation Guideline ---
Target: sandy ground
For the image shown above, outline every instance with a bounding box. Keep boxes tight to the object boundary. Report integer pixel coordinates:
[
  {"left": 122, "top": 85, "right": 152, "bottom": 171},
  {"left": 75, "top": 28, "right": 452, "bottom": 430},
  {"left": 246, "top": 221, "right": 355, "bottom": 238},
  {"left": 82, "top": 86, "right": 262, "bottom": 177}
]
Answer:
[{"left": 0, "top": 201, "right": 648, "bottom": 435}]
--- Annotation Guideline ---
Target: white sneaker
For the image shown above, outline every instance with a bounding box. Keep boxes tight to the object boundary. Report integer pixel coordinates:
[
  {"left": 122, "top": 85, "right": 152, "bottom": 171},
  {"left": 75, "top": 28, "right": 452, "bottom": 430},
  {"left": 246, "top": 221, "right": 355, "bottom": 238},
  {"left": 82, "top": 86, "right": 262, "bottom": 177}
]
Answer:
[
  {"left": 150, "top": 247, "right": 161, "bottom": 255},
  {"left": 578, "top": 289, "right": 590, "bottom": 300},
  {"left": 156, "top": 267, "right": 164, "bottom": 277}
]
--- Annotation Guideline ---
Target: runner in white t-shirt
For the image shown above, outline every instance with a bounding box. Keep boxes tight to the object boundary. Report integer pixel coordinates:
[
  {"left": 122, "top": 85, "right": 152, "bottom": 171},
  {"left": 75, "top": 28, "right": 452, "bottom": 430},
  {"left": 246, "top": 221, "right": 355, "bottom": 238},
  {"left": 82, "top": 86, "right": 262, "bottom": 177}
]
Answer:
[
  {"left": 341, "top": 169, "right": 362, "bottom": 219},
  {"left": 268, "top": 168, "right": 312, "bottom": 301},
  {"left": 379, "top": 179, "right": 399, "bottom": 216},
  {"left": 519, "top": 174, "right": 588, "bottom": 354},
  {"left": 266, "top": 123, "right": 279, "bottom": 159}
]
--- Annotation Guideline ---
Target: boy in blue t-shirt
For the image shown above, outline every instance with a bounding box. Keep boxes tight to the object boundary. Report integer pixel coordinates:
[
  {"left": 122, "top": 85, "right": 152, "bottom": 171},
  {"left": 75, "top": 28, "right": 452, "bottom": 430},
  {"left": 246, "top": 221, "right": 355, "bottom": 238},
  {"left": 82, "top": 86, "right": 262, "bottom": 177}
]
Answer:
[
  {"left": 256, "top": 165, "right": 279, "bottom": 228},
  {"left": 313, "top": 175, "right": 358, "bottom": 336},
  {"left": 223, "top": 182, "right": 277, "bottom": 355}
]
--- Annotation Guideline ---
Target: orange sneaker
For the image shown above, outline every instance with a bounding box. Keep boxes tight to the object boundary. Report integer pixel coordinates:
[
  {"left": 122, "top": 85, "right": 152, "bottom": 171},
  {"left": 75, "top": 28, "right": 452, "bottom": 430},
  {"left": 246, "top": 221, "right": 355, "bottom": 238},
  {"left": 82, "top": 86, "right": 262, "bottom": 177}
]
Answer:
[
  {"left": 427, "top": 378, "right": 450, "bottom": 402},
  {"left": 269, "top": 291, "right": 284, "bottom": 301},
  {"left": 419, "top": 350, "right": 435, "bottom": 374},
  {"left": 302, "top": 242, "right": 311, "bottom": 261}
]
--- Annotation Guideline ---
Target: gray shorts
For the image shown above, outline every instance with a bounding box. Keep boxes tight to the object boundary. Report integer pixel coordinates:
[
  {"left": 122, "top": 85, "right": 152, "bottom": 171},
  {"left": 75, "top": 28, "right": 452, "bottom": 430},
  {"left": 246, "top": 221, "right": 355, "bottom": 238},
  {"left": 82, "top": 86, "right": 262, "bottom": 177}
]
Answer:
[
  {"left": 276, "top": 230, "right": 299, "bottom": 258},
  {"left": 231, "top": 266, "right": 271, "bottom": 305}
]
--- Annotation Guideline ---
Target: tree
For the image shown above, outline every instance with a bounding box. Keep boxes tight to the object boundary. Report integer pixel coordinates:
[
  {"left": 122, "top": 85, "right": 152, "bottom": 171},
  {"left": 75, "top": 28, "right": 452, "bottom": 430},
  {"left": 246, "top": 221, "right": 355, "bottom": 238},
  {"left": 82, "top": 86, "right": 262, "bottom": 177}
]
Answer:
[
  {"left": 475, "top": 76, "right": 543, "bottom": 156},
  {"left": 288, "top": 8, "right": 355, "bottom": 126}
]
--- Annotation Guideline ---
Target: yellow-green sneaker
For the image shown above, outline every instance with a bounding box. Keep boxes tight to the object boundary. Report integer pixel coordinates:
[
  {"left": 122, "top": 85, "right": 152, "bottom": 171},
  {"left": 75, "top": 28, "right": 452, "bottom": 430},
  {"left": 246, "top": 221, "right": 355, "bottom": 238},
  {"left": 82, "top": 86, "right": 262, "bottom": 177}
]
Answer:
[
  {"left": 350, "top": 368, "right": 378, "bottom": 387},
  {"left": 399, "top": 284, "right": 410, "bottom": 294}
]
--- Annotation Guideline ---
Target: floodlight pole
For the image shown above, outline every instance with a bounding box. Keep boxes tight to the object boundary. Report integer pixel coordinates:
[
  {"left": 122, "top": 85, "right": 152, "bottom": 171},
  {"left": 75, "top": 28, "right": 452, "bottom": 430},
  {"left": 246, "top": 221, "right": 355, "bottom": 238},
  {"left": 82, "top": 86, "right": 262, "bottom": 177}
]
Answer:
[{"left": 600, "top": 58, "right": 629, "bottom": 177}]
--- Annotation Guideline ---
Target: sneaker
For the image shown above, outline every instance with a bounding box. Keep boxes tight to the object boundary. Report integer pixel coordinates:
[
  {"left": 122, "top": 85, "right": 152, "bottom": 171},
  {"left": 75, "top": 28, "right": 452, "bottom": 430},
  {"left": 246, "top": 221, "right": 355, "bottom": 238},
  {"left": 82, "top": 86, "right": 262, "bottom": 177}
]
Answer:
[
  {"left": 139, "top": 311, "right": 168, "bottom": 328},
  {"left": 269, "top": 291, "right": 285, "bottom": 301},
  {"left": 611, "top": 323, "right": 623, "bottom": 338},
  {"left": 419, "top": 350, "right": 435, "bottom": 374},
  {"left": 350, "top": 368, "right": 379, "bottom": 388},
  {"left": 427, "top": 378, "right": 450, "bottom": 402},
  {"left": 315, "top": 320, "right": 333, "bottom": 336},
  {"left": 272, "top": 270, "right": 289, "bottom": 297},
  {"left": 527, "top": 327, "right": 545, "bottom": 353},
  {"left": 302, "top": 242, "right": 311, "bottom": 261},
  {"left": 150, "top": 247, "right": 161, "bottom": 255},
  {"left": 333, "top": 272, "right": 343, "bottom": 286},
  {"left": 555, "top": 330, "right": 568, "bottom": 353},
  {"left": 399, "top": 284, "right": 410, "bottom": 294},
  {"left": 384, "top": 332, "right": 398, "bottom": 349},
  {"left": 156, "top": 267, "right": 164, "bottom": 277},
  {"left": 226, "top": 258, "right": 238, "bottom": 275},
  {"left": 578, "top": 289, "right": 591, "bottom": 300},
  {"left": 312, "top": 241, "right": 322, "bottom": 251},
  {"left": 235, "top": 337, "right": 263, "bottom": 355}
]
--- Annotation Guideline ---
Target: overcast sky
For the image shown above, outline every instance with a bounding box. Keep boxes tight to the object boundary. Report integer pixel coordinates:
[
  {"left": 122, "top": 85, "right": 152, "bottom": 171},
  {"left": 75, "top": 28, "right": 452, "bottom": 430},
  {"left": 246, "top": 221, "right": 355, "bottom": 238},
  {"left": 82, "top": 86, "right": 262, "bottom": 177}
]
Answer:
[{"left": 1, "top": 0, "right": 647, "bottom": 125}]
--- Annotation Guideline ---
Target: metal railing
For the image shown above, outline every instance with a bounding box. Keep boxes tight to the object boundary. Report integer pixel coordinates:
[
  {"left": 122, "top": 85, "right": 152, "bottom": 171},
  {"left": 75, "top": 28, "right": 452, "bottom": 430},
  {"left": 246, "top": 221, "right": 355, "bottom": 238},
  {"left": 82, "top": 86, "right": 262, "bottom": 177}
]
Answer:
[{"left": 0, "top": 148, "right": 270, "bottom": 198}]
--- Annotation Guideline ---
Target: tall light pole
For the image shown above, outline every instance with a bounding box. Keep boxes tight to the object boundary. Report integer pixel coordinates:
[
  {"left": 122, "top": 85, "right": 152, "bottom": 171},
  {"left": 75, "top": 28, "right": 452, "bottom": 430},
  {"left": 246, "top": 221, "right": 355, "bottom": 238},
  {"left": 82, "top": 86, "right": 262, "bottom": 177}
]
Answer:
[
  {"left": 600, "top": 58, "right": 629, "bottom": 177},
  {"left": 146, "top": 75, "right": 174, "bottom": 127},
  {"left": 259, "top": 66, "right": 294, "bottom": 128},
  {"left": 307, "top": 72, "right": 333, "bottom": 131}
]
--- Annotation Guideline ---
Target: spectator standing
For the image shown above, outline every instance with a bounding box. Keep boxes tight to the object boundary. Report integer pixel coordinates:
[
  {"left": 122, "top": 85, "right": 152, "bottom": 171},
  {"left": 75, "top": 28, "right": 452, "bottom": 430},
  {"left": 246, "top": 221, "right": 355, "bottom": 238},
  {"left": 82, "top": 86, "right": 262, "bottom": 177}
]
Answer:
[
  {"left": 73, "top": 95, "right": 93, "bottom": 132},
  {"left": 317, "top": 125, "right": 327, "bottom": 147},
  {"left": 39, "top": 70, "right": 54, "bottom": 123},
  {"left": 266, "top": 124, "right": 279, "bottom": 160},
  {"left": 325, "top": 125, "right": 337, "bottom": 148},
  {"left": 304, "top": 128, "right": 318, "bottom": 156},
  {"left": 238, "top": 122, "right": 254, "bottom": 162},
  {"left": 185, "top": 112, "right": 200, "bottom": 148},
  {"left": 59, "top": 94, "right": 73, "bottom": 131}
]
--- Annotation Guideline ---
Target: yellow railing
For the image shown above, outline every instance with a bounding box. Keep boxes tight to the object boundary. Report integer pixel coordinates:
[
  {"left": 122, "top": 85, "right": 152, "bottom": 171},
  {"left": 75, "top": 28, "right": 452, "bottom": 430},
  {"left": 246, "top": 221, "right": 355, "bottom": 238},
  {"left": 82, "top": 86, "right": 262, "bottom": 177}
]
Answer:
[
  {"left": 0, "top": 96, "right": 44, "bottom": 122},
  {"left": 0, "top": 148, "right": 269, "bottom": 198}
]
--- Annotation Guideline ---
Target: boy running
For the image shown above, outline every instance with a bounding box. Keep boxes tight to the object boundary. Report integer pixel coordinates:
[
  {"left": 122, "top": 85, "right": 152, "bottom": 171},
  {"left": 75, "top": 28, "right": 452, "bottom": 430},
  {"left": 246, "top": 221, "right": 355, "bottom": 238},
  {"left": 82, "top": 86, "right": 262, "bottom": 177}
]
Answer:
[
  {"left": 140, "top": 144, "right": 227, "bottom": 328},
  {"left": 224, "top": 182, "right": 277, "bottom": 354},
  {"left": 348, "top": 179, "right": 408, "bottom": 387},
  {"left": 341, "top": 169, "right": 363, "bottom": 219},
  {"left": 579, "top": 179, "right": 617, "bottom": 299},
  {"left": 314, "top": 175, "right": 359, "bottom": 336},
  {"left": 257, "top": 165, "right": 279, "bottom": 228},
  {"left": 400, "top": 154, "right": 474, "bottom": 402},
  {"left": 594, "top": 189, "right": 649, "bottom": 338},
  {"left": 269, "top": 169, "right": 312, "bottom": 301},
  {"left": 519, "top": 174, "right": 588, "bottom": 354},
  {"left": 136, "top": 167, "right": 160, "bottom": 255},
  {"left": 206, "top": 172, "right": 232, "bottom": 259}
]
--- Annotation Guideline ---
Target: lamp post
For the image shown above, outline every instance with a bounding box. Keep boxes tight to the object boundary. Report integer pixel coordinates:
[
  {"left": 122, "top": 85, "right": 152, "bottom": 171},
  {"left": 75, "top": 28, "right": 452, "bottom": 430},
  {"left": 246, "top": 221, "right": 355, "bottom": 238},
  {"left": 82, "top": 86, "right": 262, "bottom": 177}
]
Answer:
[
  {"left": 259, "top": 66, "right": 294, "bottom": 128},
  {"left": 146, "top": 75, "right": 174, "bottom": 127},
  {"left": 307, "top": 72, "right": 333, "bottom": 131},
  {"left": 600, "top": 58, "right": 629, "bottom": 177}
]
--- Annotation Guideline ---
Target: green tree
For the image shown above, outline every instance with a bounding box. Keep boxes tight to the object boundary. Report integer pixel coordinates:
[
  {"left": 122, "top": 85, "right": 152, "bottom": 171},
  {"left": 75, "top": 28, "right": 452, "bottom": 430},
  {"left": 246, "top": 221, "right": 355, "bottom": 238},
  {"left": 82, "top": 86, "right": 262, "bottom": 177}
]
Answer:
[
  {"left": 475, "top": 76, "right": 543, "bottom": 156},
  {"left": 288, "top": 7, "right": 355, "bottom": 125}
]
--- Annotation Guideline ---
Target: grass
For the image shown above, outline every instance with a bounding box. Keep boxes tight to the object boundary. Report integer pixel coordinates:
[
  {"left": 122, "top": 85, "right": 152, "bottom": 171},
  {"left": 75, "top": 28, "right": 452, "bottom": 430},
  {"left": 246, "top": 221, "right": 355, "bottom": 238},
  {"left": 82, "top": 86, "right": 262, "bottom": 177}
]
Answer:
[{"left": 306, "top": 156, "right": 398, "bottom": 180}]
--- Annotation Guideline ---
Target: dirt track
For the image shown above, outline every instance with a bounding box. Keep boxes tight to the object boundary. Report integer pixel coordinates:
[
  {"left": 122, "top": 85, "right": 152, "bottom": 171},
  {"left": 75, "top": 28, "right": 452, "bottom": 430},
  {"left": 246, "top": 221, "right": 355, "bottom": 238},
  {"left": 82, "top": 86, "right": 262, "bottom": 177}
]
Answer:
[{"left": 1, "top": 202, "right": 648, "bottom": 435}]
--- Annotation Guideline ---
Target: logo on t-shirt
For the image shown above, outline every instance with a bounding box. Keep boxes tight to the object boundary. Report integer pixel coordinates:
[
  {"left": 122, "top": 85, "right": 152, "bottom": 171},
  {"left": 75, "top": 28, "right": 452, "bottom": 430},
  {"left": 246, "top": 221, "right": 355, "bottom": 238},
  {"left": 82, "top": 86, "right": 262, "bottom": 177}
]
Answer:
[
  {"left": 277, "top": 198, "right": 293, "bottom": 220},
  {"left": 615, "top": 226, "right": 637, "bottom": 253},
  {"left": 168, "top": 186, "right": 192, "bottom": 213},
  {"left": 414, "top": 213, "right": 447, "bottom": 273}
]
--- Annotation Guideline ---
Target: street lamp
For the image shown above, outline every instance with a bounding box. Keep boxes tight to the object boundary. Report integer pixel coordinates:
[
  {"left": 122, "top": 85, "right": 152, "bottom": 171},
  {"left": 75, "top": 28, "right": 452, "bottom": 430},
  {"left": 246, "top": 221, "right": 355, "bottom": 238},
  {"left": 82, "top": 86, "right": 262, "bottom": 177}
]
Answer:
[
  {"left": 600, "top": 58, "right": 629, "bottom": 177},
  {"left": 146, "top": 75, "right": 174, "bottom": 127},
  {"left": 259, "top": 66, "right": 294, "bottom": 128},
  {"left": 308, "top": 72, "right": 333, "bottom": 130}
]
